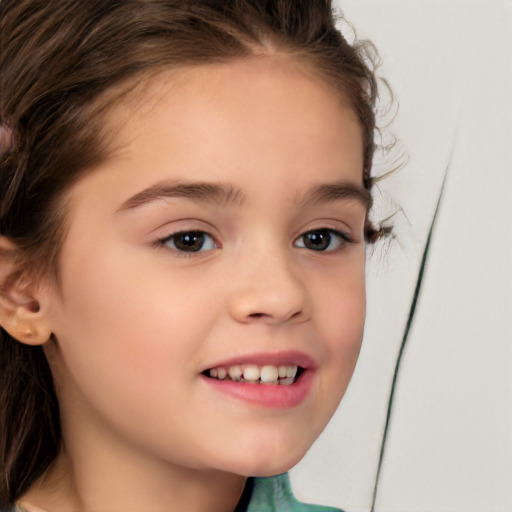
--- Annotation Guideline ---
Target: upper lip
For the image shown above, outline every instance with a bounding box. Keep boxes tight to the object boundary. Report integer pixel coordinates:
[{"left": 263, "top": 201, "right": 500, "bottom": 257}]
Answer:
[{"left": 202, "top": 350, "right": 317, "bottom": 372}]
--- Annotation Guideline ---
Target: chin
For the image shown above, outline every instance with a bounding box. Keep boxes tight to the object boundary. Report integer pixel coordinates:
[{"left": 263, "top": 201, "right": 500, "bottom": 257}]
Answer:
[{"left": 220, "top": 435, "right": 313, "bottom": 478}]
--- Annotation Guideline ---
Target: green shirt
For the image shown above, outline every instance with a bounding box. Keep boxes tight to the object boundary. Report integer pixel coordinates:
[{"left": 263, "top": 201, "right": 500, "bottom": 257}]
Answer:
[{"left": 240, "top": 473, "right": 343, "bottom": 512}]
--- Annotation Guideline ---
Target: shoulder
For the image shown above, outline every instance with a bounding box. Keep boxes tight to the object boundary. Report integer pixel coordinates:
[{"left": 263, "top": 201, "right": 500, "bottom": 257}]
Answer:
[{"left": 245, "top": 473, "right": 344, "bottom": 512}]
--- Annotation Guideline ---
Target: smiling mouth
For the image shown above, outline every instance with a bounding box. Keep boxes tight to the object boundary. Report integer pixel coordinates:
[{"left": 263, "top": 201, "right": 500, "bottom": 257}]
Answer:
[{"left": 201, "top": 364, "right": 304, "bottom": 386}]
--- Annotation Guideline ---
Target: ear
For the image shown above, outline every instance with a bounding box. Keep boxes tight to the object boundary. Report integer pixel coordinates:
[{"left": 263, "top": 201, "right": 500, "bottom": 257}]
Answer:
[{"left": 0, "top": 236, "right": 53, "bottom": 345}]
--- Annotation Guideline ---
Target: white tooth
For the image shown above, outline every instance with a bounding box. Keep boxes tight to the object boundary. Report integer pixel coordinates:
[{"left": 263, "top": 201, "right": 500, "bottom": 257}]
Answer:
[
  {"left": 279, "top": 377, "right": 295, "bottom": 386},
  {"left": 243, "top": 365, "right": 260, "bottom": 381},
  {"left": 278, "top": 365, "right": 288, "bottom": 378},
  {"left": 285, "top": 365, "right": 298, "bottom": 378},
  {"left": 209, "top": 368, "right": 218, "bottom": 378},
  {"left": 217, "top": 368, "right": 227, "bottom": 380},
  {"left": 260, "top": 365, "right": 279, "bottom": 383},
  {"left": 228, "top": 365, "right": 242, "bottom": 381}
]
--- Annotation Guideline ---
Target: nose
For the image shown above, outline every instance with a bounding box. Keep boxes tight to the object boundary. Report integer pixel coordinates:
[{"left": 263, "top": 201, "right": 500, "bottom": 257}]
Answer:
[{"left": 228, "top": 248, "right": 310, "bottom": 325}]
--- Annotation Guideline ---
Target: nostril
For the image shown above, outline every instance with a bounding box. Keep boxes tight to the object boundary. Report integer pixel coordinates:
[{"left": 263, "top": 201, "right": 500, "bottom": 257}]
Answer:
[{"left": 248, "top": 313, "right": 264, "bottom": 319}]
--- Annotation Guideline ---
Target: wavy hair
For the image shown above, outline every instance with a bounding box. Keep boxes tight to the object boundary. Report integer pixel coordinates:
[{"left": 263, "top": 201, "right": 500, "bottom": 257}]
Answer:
[{"left": 0, "top": 0, "right": 384, "bottom": 505}]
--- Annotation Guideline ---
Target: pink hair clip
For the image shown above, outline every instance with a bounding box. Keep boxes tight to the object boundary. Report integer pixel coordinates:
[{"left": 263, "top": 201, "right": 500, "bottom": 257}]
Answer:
[{"left": 0, "top": 122, "right": 14, "bottom": 157}]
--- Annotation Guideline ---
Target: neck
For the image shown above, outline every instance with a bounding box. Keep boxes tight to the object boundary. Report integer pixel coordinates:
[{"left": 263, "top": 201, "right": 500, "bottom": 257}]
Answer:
[{"left": 21, "top": 418, "right": 246, "bottom": 512}]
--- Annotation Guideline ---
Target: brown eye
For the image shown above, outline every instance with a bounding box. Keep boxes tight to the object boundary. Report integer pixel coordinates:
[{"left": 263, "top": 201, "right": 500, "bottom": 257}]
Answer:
[
  {"left": 294, "top": 229, "right": 347, "bottom": 251},
  {"left": 162, "top": 231, "right": 216, "bottom": 252}
]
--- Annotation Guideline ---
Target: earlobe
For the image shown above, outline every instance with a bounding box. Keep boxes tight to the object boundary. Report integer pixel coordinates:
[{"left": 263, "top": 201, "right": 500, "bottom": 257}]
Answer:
[{"left": 0, "top": 236, "right": 53, "bottom": 345}]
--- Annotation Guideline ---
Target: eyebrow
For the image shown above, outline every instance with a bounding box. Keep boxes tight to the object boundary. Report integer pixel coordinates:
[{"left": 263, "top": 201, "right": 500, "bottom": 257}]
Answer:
[
  {"left": 116, "top": 180, "right": 247, "bottom": 211},
  {"left": 300, "top": 182, "right": 372, "bottom": 210},
  {"left": 116, "top": 179, "right": 371, "bottom": 213}
]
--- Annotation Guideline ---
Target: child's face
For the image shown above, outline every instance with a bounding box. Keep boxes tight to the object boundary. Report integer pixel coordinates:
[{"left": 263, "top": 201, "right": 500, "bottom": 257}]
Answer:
[{"left": 42, "top": 58, "right": 367, "bottom": 477}]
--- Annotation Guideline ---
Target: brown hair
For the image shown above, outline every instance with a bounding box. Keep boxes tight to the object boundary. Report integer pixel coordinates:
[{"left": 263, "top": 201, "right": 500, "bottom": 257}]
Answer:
[{"left": 0, "top": 0, "right": 384, "bottom": 505}]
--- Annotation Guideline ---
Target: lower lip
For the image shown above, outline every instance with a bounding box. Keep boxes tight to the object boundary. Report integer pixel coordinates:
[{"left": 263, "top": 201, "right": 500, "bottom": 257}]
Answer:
[{"left": 201, "top": 370, "right": 314, "bottom": 409}]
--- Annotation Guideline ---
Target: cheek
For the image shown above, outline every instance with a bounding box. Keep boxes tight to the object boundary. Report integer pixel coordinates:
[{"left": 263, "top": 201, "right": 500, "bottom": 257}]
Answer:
[
  {"left": 317, "top": 251, "right": 366, "bottom": 339},
  {"left": 312, "top": 255, "right": 366, "bottom": 396},
  {"left": 48, "top": 250, "right": 227, "bottom": 450},
  {"left": 50, "top": 243, "right": 218, "bottom": 399}
]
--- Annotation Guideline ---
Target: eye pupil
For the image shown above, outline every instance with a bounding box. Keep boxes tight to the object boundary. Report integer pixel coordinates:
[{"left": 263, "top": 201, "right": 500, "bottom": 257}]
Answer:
[
  {"left": 174, "top": 232, "right": 204, "bottom": 252},
  {"left": 304, "top": 230, "right": 331, "bottom": 250}
]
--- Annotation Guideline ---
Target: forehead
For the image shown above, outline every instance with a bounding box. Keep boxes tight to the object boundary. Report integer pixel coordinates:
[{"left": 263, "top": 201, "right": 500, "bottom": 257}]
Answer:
[{"left": 69, "top": 57, "right": 364, "bottom": 213}]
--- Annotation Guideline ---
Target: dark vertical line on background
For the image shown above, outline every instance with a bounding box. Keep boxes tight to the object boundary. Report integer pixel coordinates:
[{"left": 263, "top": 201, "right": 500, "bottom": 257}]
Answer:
[{"left": 370, "top": 157, "right": 452, "bottom": 512}]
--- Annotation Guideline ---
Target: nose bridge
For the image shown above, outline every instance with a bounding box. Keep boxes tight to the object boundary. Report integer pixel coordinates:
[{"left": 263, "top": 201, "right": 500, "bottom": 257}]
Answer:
[{"left": 228, "top": 238, "right": 309, "bottom": 324}]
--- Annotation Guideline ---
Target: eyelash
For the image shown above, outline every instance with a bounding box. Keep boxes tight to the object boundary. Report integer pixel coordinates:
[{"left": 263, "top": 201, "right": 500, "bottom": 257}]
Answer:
[
  {"left": 154, "top": 228, "right": 354, "bottom": 256},
  {"left": 294, "top": 228, "right": 354, "bottom": 252},
  {"left": 154, "top": 231, "right": 218, "bottom": 256}
]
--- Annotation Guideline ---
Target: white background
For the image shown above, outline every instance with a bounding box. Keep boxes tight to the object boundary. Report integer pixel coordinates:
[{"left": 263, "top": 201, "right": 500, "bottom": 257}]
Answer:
[{"left": 290, "top": 1, "right": 512, "bottom": 511}]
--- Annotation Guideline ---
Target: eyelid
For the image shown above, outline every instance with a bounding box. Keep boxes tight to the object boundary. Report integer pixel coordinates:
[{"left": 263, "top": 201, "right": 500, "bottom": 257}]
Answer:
[
  {"left": 295, "top": 216, "right": 356, "bottom": 238},
  {"left": 147, "top": 216, "right": 218, "bottom": 236}
]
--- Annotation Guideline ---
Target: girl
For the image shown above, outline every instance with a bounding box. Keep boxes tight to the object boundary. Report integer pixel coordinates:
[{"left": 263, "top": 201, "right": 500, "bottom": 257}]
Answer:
[{"left": 0, "top": 1, "right": 387, "bottom": 511}]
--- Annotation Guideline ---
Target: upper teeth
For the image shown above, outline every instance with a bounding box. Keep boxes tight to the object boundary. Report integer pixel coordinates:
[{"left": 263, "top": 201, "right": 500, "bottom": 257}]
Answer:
[{"left": 208, "top": 364, "right": 298, "bottom": 384}]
